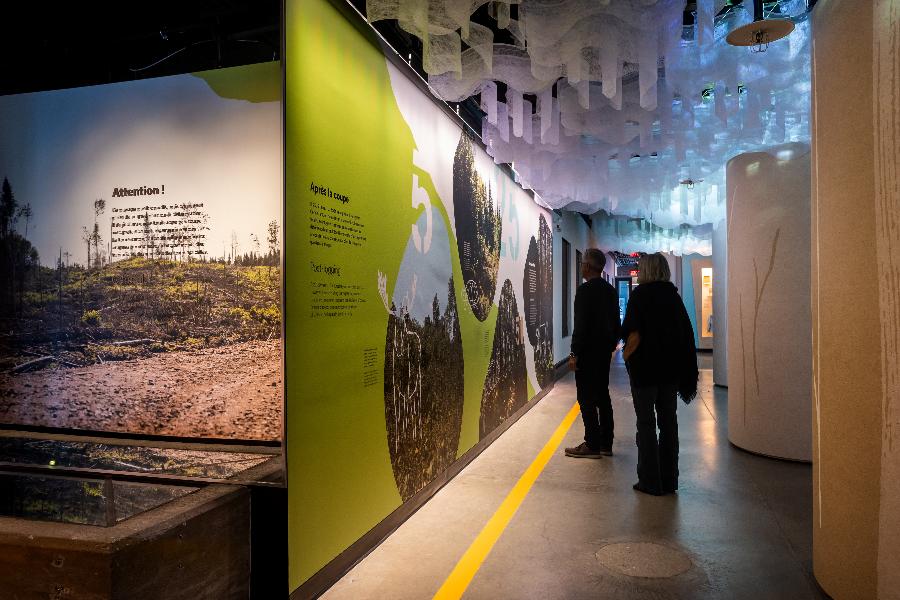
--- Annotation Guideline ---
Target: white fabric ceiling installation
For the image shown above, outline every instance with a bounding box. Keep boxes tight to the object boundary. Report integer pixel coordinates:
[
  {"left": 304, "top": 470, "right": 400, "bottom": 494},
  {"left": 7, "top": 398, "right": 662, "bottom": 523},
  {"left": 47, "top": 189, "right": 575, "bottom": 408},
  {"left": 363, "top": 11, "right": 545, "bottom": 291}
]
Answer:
[{"left": 366, "top": 0, "right": 811, "bottom": 250}]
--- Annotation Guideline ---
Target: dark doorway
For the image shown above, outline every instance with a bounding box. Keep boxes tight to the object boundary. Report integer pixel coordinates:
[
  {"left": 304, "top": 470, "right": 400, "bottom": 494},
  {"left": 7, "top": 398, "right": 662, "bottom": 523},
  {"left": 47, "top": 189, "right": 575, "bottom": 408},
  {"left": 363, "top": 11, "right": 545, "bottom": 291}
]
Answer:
[
  {"left": 575, "top": 250, "right": 583, "bottom": 289},
  {"left": 614, "top": 277, "right": 632, "bottom": 324},
  {"left": 562, "top": 238, "right": 570, "bottom": 337}
]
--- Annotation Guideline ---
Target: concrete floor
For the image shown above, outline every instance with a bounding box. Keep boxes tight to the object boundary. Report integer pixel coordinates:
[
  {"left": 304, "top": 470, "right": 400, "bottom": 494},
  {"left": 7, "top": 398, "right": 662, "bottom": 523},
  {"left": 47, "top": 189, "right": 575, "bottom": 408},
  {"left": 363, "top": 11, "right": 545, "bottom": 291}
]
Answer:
[{"left": 321, "top": 354, "right": 829, "bottom": 600}]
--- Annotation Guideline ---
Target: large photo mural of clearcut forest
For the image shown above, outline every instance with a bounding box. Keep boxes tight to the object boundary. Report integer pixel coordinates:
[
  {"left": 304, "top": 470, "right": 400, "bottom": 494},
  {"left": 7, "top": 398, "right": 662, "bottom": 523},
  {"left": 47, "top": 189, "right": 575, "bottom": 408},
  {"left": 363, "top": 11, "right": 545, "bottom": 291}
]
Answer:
[{"left": 0, "top": 64, "right": 282, "bottom": 441}]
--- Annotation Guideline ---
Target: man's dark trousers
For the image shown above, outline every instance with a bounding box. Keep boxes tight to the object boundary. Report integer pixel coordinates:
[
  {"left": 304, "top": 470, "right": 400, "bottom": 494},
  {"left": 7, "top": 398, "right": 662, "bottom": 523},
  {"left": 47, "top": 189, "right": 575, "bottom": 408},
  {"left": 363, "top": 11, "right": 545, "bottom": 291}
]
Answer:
[{"left": 575, "top": 354, "right": 614, "bottom": 449}]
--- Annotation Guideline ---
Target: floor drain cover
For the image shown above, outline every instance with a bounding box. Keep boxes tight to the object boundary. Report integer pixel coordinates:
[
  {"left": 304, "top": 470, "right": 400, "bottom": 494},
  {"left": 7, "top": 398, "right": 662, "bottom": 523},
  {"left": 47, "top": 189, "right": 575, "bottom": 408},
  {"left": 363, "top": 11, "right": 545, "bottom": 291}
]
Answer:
[{"left": 595, "top": 542, "right": 692, "bottom": 578}]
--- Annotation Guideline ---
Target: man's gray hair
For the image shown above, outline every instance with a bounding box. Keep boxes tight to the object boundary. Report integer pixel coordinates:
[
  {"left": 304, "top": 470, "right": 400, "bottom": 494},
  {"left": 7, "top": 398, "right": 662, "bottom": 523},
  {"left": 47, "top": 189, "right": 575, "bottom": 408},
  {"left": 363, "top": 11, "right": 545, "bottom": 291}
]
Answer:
[{"left": 583, "top": 248, "right": 607, "bottom": 273}]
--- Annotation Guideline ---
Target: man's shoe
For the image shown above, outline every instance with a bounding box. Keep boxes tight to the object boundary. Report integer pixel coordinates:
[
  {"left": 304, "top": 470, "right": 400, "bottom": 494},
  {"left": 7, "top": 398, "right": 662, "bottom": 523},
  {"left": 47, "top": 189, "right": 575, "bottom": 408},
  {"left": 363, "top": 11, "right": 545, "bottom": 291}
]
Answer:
[
  {"left": 599, "top": 446, "right": 613, "bottom": 456},
  {"left": 564, "top": 442, "right": 603, "bottom": 459}
]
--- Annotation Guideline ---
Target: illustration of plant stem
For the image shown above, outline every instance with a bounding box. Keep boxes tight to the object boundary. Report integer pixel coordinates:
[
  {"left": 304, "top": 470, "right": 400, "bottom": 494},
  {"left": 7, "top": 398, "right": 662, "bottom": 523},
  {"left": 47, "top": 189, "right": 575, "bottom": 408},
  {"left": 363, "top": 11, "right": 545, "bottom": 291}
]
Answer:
[
  {"left": 740, "top": 292, "right": 746, "bottom": 425},
  {"left": 752, "top": 228, "right": 781, "bottom": 396}
]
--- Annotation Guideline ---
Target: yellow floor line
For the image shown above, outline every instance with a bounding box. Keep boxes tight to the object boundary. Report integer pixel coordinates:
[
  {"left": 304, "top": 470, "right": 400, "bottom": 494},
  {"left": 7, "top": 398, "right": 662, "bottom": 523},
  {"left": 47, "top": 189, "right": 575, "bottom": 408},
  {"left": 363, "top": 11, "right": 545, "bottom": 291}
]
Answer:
[{"left": 432, "top": 402, "right": 582, "bottom": 600}]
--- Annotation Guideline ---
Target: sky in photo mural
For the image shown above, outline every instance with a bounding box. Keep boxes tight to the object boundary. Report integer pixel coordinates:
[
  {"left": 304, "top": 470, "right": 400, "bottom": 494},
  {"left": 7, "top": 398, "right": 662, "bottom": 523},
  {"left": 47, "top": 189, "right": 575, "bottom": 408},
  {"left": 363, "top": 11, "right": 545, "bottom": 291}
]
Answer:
[
  {"left": 0, "top": 63, "right": 282, "bottom": 441},
  {"left": 285, "top": 0, "right": 554, "bottom": 589}
]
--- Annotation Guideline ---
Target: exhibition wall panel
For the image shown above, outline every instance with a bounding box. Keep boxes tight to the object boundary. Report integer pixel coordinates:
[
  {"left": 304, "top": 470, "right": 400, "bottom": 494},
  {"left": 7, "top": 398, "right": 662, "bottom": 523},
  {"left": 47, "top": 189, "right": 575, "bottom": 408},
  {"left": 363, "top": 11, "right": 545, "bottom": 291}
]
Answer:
[
  {"left": 690, "top": 257, "right": 713, "bottom": 351},
  {"left": 285, "top": 0, "right": 554, "bottom": 592},
  {"left": 0, "top": 63, "right": 283, "bottom": 443},
  {"left": 681, "top": 253, "right": 705, "bottom": 347}
]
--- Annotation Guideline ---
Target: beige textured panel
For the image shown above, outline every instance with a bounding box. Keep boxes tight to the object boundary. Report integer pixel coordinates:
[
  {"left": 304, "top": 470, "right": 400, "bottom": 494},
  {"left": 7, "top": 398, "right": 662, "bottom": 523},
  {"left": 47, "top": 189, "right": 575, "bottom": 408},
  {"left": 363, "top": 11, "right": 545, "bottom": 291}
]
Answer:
[
  {"left": 811, "top": 0, "right": 882, "bottom": 597},
  {"left": 726, "top": 149, "right": 812, "bottom": 462},
  {"left": 875, "top": 0, "right": 900, "bottom": 597}
]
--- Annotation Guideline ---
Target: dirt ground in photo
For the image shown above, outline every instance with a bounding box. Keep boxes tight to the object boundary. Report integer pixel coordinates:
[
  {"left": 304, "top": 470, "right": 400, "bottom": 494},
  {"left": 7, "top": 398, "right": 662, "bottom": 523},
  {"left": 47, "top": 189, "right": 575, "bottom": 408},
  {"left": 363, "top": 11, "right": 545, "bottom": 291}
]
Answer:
[{"left": 0, "top": 340, "right": 281, "bottom": 440}]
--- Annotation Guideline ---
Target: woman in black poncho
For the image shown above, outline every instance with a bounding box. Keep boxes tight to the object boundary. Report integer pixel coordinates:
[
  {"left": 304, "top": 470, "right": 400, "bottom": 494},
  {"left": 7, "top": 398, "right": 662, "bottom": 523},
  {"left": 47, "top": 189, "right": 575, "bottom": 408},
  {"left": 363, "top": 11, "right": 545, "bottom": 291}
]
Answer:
[{"left": 620, "top": 253, "right": 698, "bottom": 496}]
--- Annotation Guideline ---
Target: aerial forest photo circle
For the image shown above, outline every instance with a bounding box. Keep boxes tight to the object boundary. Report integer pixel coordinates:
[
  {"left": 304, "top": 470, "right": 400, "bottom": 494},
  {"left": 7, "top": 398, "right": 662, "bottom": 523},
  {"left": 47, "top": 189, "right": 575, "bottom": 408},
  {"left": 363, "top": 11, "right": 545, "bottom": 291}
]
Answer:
[
  {"left": 523, "top": 214, "right": 554, "bottom": 389},
  {"left": 452, "top": 131, "right": 502, "bottom": 322},
  {"left": 479, "top": 279, "right": 527, "bottom": 440}
]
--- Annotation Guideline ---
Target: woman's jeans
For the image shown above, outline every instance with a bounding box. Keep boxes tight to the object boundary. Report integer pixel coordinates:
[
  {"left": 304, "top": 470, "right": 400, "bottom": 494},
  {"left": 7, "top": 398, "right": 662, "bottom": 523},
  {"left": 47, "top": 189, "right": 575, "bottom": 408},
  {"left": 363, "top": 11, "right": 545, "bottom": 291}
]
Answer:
[{"left": 631, "top": 379, "right": 679, "bottom": 494}]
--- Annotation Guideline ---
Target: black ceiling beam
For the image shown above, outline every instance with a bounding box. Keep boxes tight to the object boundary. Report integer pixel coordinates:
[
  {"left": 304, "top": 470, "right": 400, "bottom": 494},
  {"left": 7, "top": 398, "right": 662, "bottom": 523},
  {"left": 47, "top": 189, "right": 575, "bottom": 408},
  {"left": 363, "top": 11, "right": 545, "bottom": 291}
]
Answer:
[{"left": 0, "top": 1, "right": 281, "bottom": 97}]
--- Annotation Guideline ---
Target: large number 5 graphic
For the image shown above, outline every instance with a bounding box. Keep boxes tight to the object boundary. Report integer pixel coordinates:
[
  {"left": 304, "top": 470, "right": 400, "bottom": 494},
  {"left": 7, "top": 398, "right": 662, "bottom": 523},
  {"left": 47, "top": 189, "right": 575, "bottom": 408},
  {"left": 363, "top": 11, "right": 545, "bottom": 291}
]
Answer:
[
  {"left": 507, "top": 202, "right": 519, "bottom": 261},
  {"left": 500, "top": 194, "right": 520, "bottom": 260}
]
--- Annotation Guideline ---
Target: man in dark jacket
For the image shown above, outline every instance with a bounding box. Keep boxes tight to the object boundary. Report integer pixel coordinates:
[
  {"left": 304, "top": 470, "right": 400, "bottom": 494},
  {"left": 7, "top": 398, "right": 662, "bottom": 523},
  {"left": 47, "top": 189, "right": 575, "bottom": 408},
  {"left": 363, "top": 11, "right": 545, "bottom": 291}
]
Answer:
[{"left": 565, "top": 248, "right": 621, "bottom": 458}]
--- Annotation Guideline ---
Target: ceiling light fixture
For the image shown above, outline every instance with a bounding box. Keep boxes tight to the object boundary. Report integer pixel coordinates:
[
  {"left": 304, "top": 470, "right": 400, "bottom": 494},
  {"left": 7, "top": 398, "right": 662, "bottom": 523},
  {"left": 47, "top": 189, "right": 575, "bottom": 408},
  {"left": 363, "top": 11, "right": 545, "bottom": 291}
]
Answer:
[{"left": 725, "top": 0, "right": 795, "bottom": 53}]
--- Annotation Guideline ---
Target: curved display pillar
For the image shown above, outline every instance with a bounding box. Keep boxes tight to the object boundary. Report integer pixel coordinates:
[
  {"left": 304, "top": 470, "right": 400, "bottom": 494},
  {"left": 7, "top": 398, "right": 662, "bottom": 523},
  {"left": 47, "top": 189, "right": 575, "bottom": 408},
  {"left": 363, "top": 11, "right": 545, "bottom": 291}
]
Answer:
[
  {"left": 711, "top": 219, "right": 727, "bottom": 387},
  {"left": 811, "top": 0, "right": 900, "bottom": 597},
  {"left": 726, "top": 148, "right": 812, "bottom": 461}
]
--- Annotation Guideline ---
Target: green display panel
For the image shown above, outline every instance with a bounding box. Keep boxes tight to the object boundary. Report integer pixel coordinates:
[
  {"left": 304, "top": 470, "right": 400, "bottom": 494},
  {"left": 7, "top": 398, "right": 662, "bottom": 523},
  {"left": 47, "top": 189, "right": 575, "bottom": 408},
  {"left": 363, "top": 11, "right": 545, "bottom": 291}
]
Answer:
[{"left": 286, "top": 0, "right": 553, "bottom": 590}]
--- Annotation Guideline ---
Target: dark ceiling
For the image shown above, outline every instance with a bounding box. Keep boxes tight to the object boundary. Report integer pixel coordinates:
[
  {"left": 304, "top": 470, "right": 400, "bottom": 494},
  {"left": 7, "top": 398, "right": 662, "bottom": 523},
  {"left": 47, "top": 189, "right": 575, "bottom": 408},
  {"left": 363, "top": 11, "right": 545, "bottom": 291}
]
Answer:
[
  {"left": 0, "top": 0, "right": 813, "bottom": 99},
  {"left": 0, "top": 1, "right": 281, "bottom": 97}
]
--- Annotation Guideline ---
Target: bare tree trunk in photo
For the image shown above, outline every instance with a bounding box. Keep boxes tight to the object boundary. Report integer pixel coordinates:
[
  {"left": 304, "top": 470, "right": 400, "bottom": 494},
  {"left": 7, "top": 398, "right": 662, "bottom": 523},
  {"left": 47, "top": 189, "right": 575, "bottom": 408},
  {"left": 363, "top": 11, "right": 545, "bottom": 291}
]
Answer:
[
  {"left": 58, "top": 248, "right": 62, "bottom": 332},
  {"left": 83, "top": 224, "right": 92, "bottom": 271}
]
